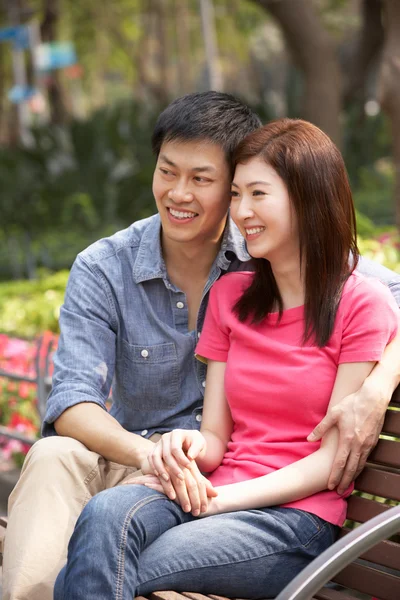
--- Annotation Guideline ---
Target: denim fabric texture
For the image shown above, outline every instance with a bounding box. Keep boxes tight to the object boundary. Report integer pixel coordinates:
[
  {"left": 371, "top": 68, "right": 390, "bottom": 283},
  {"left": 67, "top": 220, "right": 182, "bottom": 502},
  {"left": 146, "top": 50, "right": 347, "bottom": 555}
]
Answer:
[
  {"left": 43, "top": 214, "right": 400, "bottom": 439},
  {"left": 42, "top": 215, "right": 249, "bottom": 437},
  {"left": 54, "top": 485, "right": 338, "bottom": 600}
]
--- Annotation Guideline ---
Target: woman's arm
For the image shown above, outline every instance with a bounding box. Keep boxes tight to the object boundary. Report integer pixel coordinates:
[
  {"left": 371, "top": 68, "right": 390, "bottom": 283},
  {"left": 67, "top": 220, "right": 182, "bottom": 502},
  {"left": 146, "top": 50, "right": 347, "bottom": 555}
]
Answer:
[
  {"left": 204, "top": 360, "right": 376, "bottom": 516},
  {"left": 308, "top": 321, "right": 400, "bottom": 493},
  {"left": 197, "top": 361, "right": 233, "bottom": 472}
]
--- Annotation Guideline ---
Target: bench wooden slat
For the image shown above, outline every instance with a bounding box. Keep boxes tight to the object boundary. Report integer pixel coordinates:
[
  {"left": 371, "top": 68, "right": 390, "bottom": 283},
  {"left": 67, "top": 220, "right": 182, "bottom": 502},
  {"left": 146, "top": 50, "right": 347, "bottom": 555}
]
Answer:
[
  {"left": 182, "top": 594, "right": 223, "bottom": 600},
  {"left": 345, "top": 494, "right": 391, "bottom": 522},
  {"left": 383, "top": 408, "right": 400, "bottom": 436},
  {"left": 355, "top": 467, "right": 400, "bottom": 501},
  {"left": 334, "top": 561, "right": 400, "bottom": 600},
  {"left": 313, "top": 588, "right": 359, "bottom": 600},
  {"left": 360, "top": 538, "right": 400, "bottom": 571},
  {"left": 369, "top": 438, "right": 400, "bottom": 467},
  {"left": 150, "top": 593, "right": 190, "bottom": 600},
  {"left": 339, "top": 528, "right": 400, "bottom": 570}
]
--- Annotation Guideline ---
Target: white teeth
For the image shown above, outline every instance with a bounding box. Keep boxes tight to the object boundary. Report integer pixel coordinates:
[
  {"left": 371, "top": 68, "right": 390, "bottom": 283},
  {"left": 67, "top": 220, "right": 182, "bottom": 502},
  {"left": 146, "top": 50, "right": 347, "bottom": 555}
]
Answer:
[
  {"left": 246, "top": 227, "right": 265, "bottom": 235},
  {"left": 169, "top": 208, "right": 197, "bottom": 219}
]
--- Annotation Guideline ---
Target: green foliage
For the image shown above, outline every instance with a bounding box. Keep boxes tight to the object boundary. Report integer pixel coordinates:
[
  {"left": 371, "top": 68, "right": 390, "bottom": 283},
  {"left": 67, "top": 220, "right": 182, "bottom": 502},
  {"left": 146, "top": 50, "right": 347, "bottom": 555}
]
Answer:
[
  {"left": 0, "top": 271, "right": 69, "bottom": 336},
  {"left": 0, "top": 101, "right": 157, "bottom": 279},
  {"left": 358, "top": 233, "right": 400, "bottom": 273},
  {"left": 352, "top": 160, "right": 395, "bottom": 226}
]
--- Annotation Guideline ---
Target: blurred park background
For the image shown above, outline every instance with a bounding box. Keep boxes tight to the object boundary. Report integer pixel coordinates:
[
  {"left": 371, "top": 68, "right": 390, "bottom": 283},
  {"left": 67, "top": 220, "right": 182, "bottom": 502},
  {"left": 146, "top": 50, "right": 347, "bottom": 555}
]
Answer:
[{"left": 1, "top": 0, "right": 400, "bottom": 472}]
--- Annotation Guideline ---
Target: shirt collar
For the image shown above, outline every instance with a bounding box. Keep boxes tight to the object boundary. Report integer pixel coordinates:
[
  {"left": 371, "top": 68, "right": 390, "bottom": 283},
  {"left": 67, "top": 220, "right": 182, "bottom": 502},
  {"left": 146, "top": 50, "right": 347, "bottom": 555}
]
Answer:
[{"left": 132, "top": 213, "right": 250, "bottom": 284}]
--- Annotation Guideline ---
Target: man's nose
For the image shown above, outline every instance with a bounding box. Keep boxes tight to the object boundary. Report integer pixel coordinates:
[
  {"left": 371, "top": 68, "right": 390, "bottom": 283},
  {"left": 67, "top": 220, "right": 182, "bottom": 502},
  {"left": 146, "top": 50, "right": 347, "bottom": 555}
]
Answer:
[{"left": 168, "top": 183, "right": 194, "bottom": 204}]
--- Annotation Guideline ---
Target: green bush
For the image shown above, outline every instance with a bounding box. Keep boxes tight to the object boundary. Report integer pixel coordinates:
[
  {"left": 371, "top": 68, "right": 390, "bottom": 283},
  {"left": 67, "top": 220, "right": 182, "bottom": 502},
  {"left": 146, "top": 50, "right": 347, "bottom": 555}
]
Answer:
[{"left": 0, "top": 270, "right": 68, "bottom": 336}]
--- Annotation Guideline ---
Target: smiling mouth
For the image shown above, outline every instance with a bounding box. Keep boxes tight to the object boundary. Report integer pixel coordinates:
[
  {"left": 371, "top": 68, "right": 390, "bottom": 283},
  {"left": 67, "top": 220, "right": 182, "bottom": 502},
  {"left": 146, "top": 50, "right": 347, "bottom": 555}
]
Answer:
[
  {"left": 168, "top": 207, "right": 199, "bottom": 220},
  {"left": 245, "top": 226, "right": 265, "bottom": 236}
]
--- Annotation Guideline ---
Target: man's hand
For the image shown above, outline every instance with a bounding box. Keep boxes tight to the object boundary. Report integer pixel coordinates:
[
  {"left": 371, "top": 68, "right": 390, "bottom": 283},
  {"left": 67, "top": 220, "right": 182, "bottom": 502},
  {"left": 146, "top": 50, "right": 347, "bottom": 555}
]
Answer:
[
  {"left": 148, "top": 429, "right": 207, "bottom": 480},
  {"left": 308, "top": 379, "right": 388, "bottom": 494}
]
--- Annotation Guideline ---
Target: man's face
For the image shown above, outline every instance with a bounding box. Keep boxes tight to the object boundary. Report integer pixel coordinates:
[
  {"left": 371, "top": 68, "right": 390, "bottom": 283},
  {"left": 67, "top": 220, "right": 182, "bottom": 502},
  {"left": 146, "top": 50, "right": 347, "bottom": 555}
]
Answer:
[{"left": 152, "top": 140, "right": 231, "bottom": 248}]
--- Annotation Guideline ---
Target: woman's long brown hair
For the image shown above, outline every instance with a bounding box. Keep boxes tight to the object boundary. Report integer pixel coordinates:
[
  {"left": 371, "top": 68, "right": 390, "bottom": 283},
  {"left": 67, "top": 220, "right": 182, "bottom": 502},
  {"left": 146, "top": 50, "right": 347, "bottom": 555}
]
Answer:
[{"left": 233, "top": 118, "right": 359, "bottom": 347}]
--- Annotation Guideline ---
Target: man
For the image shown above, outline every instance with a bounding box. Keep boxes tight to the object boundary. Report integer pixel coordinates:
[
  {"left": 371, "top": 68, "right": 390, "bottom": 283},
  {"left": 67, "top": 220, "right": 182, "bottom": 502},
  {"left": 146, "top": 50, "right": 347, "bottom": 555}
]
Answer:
[{"left": 3, "top": 91, "right": 400, "bottom": 600}]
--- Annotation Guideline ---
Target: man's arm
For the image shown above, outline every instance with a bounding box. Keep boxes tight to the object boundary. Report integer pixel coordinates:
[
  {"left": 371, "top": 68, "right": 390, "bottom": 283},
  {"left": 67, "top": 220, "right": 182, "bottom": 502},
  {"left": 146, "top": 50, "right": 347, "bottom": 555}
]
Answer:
[
  {"left": 54, "top": 403, "right": 153, "bottom": 467},
  {"left": 308, "top": 327, "right": 400, "bottom": 493},
  {"left": 308, "top": 257, "right": 400, "bottom": 494},
  {"left": 46, "top": 255, "right": 153, "bottom": 470}
]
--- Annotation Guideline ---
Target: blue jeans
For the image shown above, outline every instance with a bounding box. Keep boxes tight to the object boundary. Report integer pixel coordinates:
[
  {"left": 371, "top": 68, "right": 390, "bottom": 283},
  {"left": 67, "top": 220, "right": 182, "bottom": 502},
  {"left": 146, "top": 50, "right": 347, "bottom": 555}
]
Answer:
[{"left": 54, "top": 485, "right": 338, "bottom": 600}]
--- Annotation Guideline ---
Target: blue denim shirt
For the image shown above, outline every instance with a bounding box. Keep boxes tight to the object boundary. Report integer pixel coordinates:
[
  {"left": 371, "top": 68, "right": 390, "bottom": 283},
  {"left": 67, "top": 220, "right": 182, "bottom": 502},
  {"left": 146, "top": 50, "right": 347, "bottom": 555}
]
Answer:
[
  {"left": 43, "top": 215, "right": 250, "bottom": 437},
  {"left": 43, "top": 214, "right": 400, "bottom": 438}
]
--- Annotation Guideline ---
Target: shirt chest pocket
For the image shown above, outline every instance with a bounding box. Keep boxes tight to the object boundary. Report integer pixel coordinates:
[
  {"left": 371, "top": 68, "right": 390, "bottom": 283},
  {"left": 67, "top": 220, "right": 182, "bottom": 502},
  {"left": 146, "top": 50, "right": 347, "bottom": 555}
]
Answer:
[{"left": 119, "top": 341, "right": 180, "bottom": 411}]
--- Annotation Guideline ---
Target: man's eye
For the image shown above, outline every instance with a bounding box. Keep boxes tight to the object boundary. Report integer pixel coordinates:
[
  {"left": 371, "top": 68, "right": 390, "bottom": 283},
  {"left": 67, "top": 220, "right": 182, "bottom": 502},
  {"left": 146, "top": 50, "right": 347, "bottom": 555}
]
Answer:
[
  {"left": 160, "top": 168, "right": 174, "bottom": 176},
  {"left": 194, "top": 176, "right": 210, "bottom": 183}
]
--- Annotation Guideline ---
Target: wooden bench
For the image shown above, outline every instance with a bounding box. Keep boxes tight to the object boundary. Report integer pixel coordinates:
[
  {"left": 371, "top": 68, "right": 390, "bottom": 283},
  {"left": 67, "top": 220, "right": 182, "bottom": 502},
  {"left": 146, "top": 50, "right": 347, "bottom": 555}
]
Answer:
[{"left": 0, "top": 392, "right": 399, "bottom": 599}]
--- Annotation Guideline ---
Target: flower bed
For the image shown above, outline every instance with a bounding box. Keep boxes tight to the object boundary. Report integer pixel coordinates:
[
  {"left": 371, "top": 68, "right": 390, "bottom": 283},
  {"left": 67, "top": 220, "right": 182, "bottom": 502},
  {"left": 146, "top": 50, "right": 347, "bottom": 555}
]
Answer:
[{"left": 0, "top": 332, "right": 58, "bottom": 468}]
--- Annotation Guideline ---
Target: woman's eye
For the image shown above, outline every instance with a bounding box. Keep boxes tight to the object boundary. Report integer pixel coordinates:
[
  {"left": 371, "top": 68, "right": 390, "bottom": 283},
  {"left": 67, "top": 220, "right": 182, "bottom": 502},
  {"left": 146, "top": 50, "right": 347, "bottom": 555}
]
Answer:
[
  {"left": 253, "top": 190, "right": 266, "bottom": 196},
  {"left": 230, "top": 190, "right": 239, "bottom": 198}
]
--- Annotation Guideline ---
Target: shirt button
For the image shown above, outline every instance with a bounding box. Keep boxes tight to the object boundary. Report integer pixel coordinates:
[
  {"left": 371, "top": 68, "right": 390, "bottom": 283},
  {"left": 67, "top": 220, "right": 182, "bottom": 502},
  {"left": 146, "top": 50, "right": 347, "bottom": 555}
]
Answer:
[
  {"left": 202, "top": 381, "right": 206, "bottom": 388},
  {"left": 141, "top": 429, "right": 148, "bottom": 436},
  {"left": 141, "top": 349, "right": 149, "bottom": 358},
  {"left": 176, "top": 301, "right": 184, "bottom": 309},
  {"left": 196, "top": 414, "right": 202, "bottom": 422},
  {"left": 197, "top": 331, "right": 201, "bottom": 338}
]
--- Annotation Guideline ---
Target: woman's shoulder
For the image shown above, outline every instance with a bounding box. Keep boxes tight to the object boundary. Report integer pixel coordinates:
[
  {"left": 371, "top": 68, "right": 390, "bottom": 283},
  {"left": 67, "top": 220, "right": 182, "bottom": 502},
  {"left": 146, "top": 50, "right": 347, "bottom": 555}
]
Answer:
[
  {"left": 341, "top": 271, "right": 398, "bottom": 312},
  {"left": 214, "top": 271, "right": 254, "bottom": 292}
]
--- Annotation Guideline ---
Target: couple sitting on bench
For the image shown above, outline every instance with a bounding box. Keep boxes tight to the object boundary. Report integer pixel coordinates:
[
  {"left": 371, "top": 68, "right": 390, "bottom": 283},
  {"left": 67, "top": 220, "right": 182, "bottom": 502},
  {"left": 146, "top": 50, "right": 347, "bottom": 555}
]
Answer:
[{"left": 3, "top": 92, "right": 400, "bottom": 600}]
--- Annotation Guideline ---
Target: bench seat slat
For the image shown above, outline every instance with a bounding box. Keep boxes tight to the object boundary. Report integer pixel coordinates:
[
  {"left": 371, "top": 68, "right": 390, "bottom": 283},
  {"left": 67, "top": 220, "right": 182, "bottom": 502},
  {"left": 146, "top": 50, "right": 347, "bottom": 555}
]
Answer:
[
  {"left": 334, "top": 561, "right": 400, "bottom": 600},
  {"left": 313, "top": 588, "right": 360, "bottom": 600},
  {"left": 150, "top": 592, "right": 189, "bottom": 600}
]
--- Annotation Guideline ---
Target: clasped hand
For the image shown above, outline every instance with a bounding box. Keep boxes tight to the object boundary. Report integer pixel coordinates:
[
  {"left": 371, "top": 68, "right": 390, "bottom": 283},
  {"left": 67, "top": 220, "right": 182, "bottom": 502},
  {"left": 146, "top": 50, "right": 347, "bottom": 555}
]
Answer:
[{"left": 123, "top": 429, "right": 217, "bottom": 516}]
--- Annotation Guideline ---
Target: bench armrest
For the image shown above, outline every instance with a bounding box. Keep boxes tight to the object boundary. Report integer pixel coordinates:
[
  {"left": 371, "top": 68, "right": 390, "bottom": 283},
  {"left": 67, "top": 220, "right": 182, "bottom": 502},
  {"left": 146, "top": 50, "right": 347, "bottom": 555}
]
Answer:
[{"left": 275, "top": 503, "right": 400, "bottom": 600}]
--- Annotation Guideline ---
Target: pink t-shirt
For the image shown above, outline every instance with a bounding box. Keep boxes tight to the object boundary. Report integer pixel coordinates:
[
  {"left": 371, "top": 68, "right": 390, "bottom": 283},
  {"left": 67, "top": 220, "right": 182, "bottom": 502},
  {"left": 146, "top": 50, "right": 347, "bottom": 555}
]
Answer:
[{"left": 195, "top": 271, "right": 398, "bottom": 526}]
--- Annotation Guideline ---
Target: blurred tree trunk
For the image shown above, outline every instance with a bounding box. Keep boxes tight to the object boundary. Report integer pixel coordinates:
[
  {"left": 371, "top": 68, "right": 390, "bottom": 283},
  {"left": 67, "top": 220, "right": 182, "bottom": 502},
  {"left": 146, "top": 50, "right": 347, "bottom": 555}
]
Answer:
[
  {"left": 41, "top": 0, "right": 68, "bottom": 124},
  {"left": 254, "top": 0, "right": 342, "bottom": 146},
  {"left": 175, "top": 0, "right": 192, "bottom": 95},
  {"left": 153, "top": 0, "right": 170, "bottom": 105},
  {"left": 343, "top": 0, "right": 384, "bottom": 105},
  {"left": 378, "top": 0, "right": 400, "bottom": 229},
  {"left": 199, "top": 0, "right": 223, "bottom": 91},
  {"left": 0, "top": 42, "right": 5, "bottom": 141}
]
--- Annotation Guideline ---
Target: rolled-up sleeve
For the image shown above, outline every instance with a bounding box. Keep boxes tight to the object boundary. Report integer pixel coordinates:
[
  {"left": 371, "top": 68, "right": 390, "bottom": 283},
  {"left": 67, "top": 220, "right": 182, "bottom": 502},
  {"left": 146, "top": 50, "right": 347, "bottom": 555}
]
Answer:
[{"left": 42, "top": 255, "right": 117, "bottom": 436}]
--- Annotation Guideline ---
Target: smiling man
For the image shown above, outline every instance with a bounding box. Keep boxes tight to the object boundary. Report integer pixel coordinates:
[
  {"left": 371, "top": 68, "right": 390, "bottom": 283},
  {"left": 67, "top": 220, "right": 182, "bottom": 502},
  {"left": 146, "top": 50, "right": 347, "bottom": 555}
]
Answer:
[{"left": 3, "top": 92, "right": 400, "bottom": 600}]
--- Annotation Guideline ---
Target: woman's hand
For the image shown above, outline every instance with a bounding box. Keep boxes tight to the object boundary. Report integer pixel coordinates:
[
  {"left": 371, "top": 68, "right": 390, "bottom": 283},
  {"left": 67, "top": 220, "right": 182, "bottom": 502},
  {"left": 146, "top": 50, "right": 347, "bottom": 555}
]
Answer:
[{"left": 127, "top": 460, "right": 217, "bottom": 516}]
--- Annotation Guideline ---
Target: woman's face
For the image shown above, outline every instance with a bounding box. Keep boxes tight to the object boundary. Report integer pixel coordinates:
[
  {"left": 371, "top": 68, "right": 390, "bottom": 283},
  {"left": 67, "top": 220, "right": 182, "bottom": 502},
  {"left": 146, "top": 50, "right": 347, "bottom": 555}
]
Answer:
[{"left": 230, "top": 158, "right": 299, "bottom": 265}]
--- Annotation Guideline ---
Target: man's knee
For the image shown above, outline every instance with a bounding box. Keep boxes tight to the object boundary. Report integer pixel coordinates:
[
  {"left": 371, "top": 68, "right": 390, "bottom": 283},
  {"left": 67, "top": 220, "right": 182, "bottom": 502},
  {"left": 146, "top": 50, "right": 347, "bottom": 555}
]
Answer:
[{"left": 22, "top": 436, "right": 93, "bottom": 472}]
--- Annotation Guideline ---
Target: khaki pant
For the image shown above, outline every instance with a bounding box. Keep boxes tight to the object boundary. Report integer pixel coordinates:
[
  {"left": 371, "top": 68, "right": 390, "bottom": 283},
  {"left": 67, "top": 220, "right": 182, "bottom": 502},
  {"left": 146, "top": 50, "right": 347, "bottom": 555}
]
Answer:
[{"left": 2, "top": 435, "right": 156, "bottom": 600}]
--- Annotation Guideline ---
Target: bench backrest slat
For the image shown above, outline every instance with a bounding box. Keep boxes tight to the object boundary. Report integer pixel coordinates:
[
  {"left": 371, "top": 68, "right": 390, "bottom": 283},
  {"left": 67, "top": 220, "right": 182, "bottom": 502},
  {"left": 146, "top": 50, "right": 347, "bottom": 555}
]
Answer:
[
  {"left": 382, "top": 408, "right": 400, "bottom": 436},
  {"left": 369, "top": 438, "right": 400, "bottom": 467},
  {"left": 355, "top": 467, "right": 400, "bottom": 501},
  {"left": 334, "top": 561, "right": 400, "bottom": 600},
  {"left": 346, "top": 494, "right": 391, "bottom": 522}
]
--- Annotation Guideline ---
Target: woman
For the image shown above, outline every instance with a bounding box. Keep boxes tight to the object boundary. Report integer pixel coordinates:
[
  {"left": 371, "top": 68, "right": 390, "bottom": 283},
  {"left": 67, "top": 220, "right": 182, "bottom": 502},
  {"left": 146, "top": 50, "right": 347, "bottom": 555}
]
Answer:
[{"left": 55, "top": 119, "right": 398, "bottom": 600}]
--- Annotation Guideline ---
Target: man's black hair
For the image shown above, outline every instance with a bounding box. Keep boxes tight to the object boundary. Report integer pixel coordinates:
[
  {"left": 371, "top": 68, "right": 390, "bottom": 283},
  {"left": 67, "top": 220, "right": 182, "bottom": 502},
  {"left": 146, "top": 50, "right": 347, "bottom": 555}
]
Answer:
[{"left": 151, "top": 91, "right": 262, "bottom": 171}]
